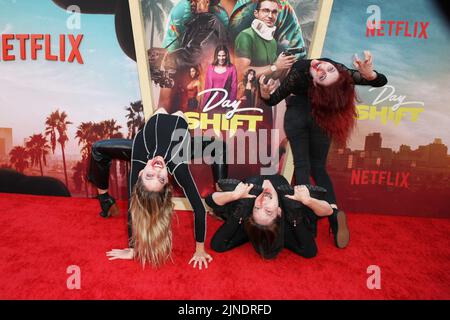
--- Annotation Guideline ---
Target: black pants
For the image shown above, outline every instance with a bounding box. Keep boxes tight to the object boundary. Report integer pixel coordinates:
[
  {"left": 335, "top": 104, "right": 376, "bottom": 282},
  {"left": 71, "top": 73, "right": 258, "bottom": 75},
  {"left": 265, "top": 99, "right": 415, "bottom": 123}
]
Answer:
[
  {"left": 284, "top": 99, "right": 337, "bottom": 205},
  {"left": 87, "top": 139, "right": 132, "bottom": 191}
]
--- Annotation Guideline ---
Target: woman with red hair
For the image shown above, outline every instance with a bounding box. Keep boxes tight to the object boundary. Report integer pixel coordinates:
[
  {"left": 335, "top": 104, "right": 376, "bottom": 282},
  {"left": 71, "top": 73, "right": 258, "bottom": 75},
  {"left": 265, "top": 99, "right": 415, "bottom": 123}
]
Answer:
[{"left": 259, "top": 51, "right": 387, "bottom": 249}]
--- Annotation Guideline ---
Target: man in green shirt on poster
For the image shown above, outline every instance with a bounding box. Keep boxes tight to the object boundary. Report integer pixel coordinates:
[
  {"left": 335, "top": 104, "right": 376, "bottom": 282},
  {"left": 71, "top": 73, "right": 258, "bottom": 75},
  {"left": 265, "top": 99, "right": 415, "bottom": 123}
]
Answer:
[
  {"left": 162, "top": 0, "right": 306, "bottom": 58},
  {"left": 234, "top": 0, "right": 298, "bottom": 79},
  {"left": 158, "top": 0, "right": 306, "bottom": 111}
]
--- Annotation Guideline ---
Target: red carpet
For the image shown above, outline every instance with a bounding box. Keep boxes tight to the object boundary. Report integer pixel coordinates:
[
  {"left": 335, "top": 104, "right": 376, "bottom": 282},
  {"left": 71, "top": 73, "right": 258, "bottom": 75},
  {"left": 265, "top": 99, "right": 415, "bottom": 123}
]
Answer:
[{"left": 0, "top": 192, "right": 449, "bottom": 300}]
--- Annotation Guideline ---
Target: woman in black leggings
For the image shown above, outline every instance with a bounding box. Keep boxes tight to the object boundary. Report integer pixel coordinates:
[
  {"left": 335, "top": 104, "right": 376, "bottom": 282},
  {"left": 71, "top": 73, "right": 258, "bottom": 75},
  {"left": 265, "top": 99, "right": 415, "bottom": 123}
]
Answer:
[
  {"left": 87, "top": 108, "right": 227, "bottom": 269},
  {"left": 260, "top": 51, "right": 388, "bottom": 248}
]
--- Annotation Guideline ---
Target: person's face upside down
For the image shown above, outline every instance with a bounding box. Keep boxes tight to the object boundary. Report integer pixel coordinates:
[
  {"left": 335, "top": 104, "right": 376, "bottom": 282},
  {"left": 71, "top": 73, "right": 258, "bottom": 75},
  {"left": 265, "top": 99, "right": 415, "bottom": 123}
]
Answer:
[{"left": 139, "top": 156, "right": 169, "bottom": 192}]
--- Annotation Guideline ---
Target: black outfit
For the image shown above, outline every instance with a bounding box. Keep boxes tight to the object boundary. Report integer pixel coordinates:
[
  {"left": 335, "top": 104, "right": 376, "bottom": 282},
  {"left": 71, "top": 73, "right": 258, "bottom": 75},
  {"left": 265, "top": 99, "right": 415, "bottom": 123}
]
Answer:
[
  {"left": 87, "top": 113, "right": 227, "bottom": 245},
  {"left": 205, "top": 174, "right": 318, "bottom": 259},
  {"left": 169, "top": 12, "right": 229, "bottom": 68},
  {"left": 262, "top": 58, "right": 388, "bottom": 205}
]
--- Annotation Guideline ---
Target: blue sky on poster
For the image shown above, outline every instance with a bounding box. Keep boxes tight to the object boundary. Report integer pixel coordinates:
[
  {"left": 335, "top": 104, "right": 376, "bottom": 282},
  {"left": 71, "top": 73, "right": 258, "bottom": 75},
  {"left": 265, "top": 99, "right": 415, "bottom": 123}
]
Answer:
[
  {"left": 0, "top": 0, "right": 141, "bottom": 156},
  {"left": 323, "top": 0, "right": 450, "bottom": 150}
]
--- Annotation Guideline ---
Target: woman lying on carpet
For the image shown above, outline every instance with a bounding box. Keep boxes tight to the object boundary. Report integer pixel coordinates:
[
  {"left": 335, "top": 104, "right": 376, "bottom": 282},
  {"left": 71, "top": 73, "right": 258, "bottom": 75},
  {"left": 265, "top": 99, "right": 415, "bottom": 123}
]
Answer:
[
  {"left": 206, "top": 175, "right": 346, "bottom": 259},
  {"left": 87, "top": 108, "right": 226, "bottom": 269}
]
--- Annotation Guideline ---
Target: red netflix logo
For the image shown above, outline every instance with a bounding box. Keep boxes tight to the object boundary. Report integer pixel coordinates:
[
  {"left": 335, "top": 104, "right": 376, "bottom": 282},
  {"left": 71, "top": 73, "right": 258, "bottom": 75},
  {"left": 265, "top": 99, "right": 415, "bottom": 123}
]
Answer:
[
  {"left": 351, "top": 169, "right": 410, "bottom": 188},
  {"left": 366, "top": 20, "right": 429, "bottom": 39},
  {"left": 1, "top": 34, "right": 84, "bottom": 64}
]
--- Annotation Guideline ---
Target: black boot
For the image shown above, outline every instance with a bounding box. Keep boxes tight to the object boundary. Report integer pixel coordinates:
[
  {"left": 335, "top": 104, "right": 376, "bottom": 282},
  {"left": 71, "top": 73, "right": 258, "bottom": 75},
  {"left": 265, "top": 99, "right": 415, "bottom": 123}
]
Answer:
[
  {"left": 97, "top": 192, "right": 119, "bottom": 218},
  {"left": 328, "top": 208, "right": 349, "bottom": 248}
]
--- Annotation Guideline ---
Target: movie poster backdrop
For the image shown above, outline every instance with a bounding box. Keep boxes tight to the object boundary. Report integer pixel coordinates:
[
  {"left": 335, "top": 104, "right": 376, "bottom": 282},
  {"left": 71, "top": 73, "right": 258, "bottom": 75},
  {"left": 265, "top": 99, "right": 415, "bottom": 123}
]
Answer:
[
  {"left": 141, "top": 0, "right": 320, "bottom": 196},
  {"left": 0, "top": 1, "right": 142, "bottom": 200},
  {"left": 322, "top": 0, "right": 450, "bottom": 217}
]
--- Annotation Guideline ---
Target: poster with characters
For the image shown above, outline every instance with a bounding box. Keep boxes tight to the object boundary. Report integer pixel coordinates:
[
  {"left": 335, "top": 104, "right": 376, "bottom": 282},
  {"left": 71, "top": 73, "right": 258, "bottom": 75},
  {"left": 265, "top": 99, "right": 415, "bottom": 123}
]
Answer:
[{"left": 140, "top": 0, "right": 321, "bottom": 195}]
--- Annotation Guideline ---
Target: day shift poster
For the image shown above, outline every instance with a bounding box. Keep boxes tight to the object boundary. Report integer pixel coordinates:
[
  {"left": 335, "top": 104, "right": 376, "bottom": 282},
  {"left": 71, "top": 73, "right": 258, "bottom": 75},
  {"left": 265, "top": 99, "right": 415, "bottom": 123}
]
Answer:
[{"left": 141, "top": 0, "right": 320, "bottom": 196}]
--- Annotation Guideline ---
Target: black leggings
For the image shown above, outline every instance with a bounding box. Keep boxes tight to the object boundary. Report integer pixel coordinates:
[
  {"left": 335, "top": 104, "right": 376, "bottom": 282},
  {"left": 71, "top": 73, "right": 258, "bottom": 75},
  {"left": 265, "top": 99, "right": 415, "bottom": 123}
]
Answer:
[{"left": 283, "top": 99, "right": 337, "bottom": 205}]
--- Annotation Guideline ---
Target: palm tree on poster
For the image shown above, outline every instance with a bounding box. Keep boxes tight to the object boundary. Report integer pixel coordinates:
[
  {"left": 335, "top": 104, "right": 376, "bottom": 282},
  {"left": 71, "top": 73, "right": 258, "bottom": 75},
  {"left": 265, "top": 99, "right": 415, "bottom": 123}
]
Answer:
[
  {"left": 25, "top": 133, "right": 50, "bottom": 176},
  {"left": 125, "top": 100, "right": 145, "bottom": 139},
  {"left": 76, "top": 122, "right": 99, "bottom": 197},
  {"left": 45, "top": 110, "right": 72, "bottom": 188},
  {"left": 9, "top": 146, "right": 30, "bottom": 173},
  {"left": 76, "top": 122, "right": 98, "bottom": 160},
  {"left": 102, "top": 119, "right": 122, "bottom": 140},
  {"left": 141, "top": 0, "right": 173, "bottom": 48},
  {"left": 101, "top": 119, "right": 123, "bottom": 197}
]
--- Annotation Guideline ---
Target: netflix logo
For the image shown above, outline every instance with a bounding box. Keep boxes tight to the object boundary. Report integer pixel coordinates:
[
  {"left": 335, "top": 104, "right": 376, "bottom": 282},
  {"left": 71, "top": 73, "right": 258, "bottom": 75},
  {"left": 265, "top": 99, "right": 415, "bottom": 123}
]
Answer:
[
  {"left": 365, "top": 5, "right": 429, "bottom": 39},
  {"left": 366, "top": 20, "right": 429, "bottom": 39},
  {"left": 1, "top": 34, "right": 84, "bottom": 64},
  {"left": 351, "top": 169, "right": 410, "bottom": 188}
]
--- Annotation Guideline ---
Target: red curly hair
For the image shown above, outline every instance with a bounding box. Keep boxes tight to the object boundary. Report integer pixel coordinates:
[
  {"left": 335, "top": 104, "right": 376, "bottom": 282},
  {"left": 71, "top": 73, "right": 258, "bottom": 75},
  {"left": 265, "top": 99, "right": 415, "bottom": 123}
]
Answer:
[{"left": 309, "top": 66, "right": 357, "bottom": 146}]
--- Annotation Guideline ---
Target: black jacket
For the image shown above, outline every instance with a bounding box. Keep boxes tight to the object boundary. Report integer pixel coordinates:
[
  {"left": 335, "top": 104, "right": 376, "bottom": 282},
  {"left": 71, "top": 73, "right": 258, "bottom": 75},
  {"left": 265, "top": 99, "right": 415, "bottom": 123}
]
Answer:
[{"left": 206, "top": 174, "right": 317, "bottom": 259}]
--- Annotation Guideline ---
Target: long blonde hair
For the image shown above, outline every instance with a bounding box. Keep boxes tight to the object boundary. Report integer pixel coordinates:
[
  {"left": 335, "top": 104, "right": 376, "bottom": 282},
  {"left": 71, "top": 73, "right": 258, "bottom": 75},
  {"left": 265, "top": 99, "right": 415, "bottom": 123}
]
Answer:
[{"left": 129, "top": 177, "right": 174, "bottom": 267}]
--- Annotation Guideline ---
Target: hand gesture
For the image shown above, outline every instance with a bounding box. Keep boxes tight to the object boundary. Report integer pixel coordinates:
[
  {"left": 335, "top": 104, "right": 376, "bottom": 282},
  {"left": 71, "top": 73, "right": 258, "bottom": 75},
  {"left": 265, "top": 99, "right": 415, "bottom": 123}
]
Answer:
[
  {"left": 106, "top": 248, "right": 134, "bottom": 260},
  {"left": 353, "top": 50, "right": 376, "bottom": 80},
  {"left": 275, "top": 52, "right": 297, "bottom": 71},
  {"left": 232, "top": 182, "right": 256, "bottom": 200},
  {"left": 285, "top": 185, "right": 311, "bottom": 205},
  {"left": 259, "top": 75, "right": 279, "bottom": 99},
  {"left": 188, "top": 250, "right": 213, "bottom": 270}
]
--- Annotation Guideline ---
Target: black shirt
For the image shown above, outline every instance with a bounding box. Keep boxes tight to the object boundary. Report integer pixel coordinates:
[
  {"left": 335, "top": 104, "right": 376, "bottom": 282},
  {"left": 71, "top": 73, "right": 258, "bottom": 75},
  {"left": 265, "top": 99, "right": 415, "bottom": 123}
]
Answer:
[
  {"left": 206, "top": 174, "right": 314, "bottom": 222},
  {"left": 130, "top": 113, "right": 206, "bottom": 243},
  {"left": 205, "top": 174, "right": 316, "bottom": 258}
]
